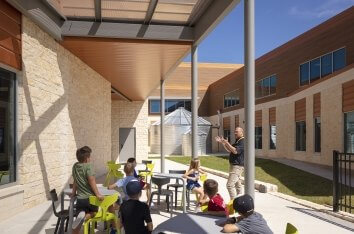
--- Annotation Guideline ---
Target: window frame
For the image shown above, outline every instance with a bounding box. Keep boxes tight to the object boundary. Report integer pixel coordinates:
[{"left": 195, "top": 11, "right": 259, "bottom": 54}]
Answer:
[
  {"left": 299, "top": 47, "right": 346, "bottom": 87},
  {"left": 255, "top": 126, "right": 262, "bottom": 149},
  {"left": 0, "top": 66, "right": 17, "bottom": 188},
  {"left": 344, "top": 111, "right": 354, "bottom": 153},
  {"left": 269, "top": 124, "right": 276, "bottom": 150},
  {"left": 255, "top": 74, "right": 277, "bottom": 100},
  {"left": 148, "top": 99, "right": 191, "bottom": 115},
  {"left": 314, "top": 117, "right": 321, "bottom": 153},
  {"left": 295, "top": 121, "right": 306, "bottom": 151},
  {"left": 223, "top": 89, "right": 240, "bottom": 109}
]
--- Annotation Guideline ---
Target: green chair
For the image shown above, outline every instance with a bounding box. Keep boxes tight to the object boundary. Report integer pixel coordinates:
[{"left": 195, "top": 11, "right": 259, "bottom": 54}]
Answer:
[
  {"left": 83, "top": 193, "right": 120, "bottom": 234},
  {"left": 285, "top": 223, "right": 299, "bottom": 234},
  {"left": 138, "top": 163, "right": 155, "bottom": 183},
  {"left": 104, "top": 161, "right": 124, "bottom": 187}
]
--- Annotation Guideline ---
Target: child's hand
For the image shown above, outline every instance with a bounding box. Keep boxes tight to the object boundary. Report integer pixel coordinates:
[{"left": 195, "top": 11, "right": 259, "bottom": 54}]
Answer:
[{"left": 97, "top": 194, "right": 104, "bottom": 201}]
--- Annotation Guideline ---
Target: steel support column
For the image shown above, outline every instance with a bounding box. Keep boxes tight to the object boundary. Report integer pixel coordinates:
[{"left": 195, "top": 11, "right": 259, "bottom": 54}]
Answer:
[
  {"left": 160, "top": 79, "right": 165, "bottom": 173},
  {"left": 244, "top": 0, "right": 255, "bottom": 199},
  {"left": 192, "top": 45, "right": 198, "bottom": 159}
]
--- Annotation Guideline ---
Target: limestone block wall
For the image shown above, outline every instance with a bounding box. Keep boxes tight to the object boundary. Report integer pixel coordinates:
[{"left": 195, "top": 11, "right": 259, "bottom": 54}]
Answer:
[
  {"left": 17, "top": 16, "right": 111, "bottom": 210},
  {"left": 111, "top": 100, "right": 148, "bottom": 163}
]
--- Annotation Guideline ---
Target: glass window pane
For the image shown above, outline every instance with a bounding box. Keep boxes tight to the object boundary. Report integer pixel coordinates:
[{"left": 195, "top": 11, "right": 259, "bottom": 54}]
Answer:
[
  {"left": 176, "top": 100, "right": 184, "bottom": 109},
  {"left": 296, "top": 121, "right": 306, "bottom": 151},
  {"left": 262, "top": 78, "right": 270, "bottom": 97},
  {"left": 333, "top": 48, "right": 346, "bottom": 71},
  {"left": 300, "top": 63, "right": 309, "bottom": 86},
  {"left": 321, "top": 53, "right": 332, "bottom": 77},
  {"left": 166, "top": 100, "right": 177, "bottom": 113},
  {"left": 270, "top": 75, "right": 277, "bottom": 95},
  {"left": 150, "top": 100, "right": 160, "bottom": 113},
  {"left": 185, "top": 100, "right": 191, "bottom": 111},
  {"left": 310, "top": 58, "right": 320, "bottom": 82},
  {"left": 345, "top": 111, "right": 354, "bottom": 153},
  {"left": 0, "top": 68, "right": 16, "bottom": 185},
  {"left": 255, "top": 127, "right": 262, "bottom": 149},
  {"left": 270, "top": 125, "right": 276, "bottom": 149}
]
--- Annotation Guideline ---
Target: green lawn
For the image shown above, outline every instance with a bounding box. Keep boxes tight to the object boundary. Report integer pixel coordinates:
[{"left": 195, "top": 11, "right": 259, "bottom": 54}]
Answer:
[{"left": 167, "top": 156, "right": 350, "bottom": 207}]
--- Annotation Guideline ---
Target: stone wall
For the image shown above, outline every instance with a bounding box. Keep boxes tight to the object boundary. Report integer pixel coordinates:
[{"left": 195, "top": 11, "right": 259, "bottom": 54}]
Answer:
[
  {"left": 111, "top": 100, "right": 148, "bottom": 163},
  {"left": 208, "top": 68, "right": 354, "bottom": 166},
  {"left": 16, "top": 16, "right": 112, "bottom": 210}
]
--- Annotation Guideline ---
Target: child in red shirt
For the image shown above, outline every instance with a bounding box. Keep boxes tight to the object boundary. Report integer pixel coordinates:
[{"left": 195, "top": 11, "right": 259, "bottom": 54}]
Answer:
[{"left": 199, "top": 179, "right": 228, "bottom": 217}]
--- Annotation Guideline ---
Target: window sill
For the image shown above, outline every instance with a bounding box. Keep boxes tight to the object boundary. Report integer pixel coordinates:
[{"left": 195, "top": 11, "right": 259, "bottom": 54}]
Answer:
[{"left": 0, "top": 183, "right": 24, "bottom": 198}]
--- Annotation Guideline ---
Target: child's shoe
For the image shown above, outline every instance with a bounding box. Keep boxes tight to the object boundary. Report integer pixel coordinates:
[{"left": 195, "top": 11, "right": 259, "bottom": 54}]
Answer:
[{"left": 110, "top": 228, "right": 117, "bottom": 234}]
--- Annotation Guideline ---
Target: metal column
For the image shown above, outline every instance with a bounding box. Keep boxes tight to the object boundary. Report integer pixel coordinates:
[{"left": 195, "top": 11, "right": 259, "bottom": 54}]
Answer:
[
  {"left": 192, "top": 45, "right": 198, "bottom": 159},
  {"left": 160, "top": 79, "right": 165, "bottom": 173},
  {"left": 244, "top": 0, "right": 255, "bottom": 199}
]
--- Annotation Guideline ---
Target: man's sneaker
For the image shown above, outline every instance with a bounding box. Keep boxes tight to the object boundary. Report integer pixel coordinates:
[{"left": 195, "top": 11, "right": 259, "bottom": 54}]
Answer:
[
  {"left": 194, "top": 205, "right": 201, "bottom": 213},
  {"left": 72, "top": 211, "right": 85, "bottom": 229},
  {"left": 110, "top": 228, "right": 117, "bottom": 234}
]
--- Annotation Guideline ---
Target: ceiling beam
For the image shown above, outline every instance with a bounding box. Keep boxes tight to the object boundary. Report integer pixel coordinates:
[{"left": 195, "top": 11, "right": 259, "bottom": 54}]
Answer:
[
  {"left": 6, "top": 0, "right": 64, "bottom": 40},
  {"left": 62, "top": 21, "right": 194, "bottom": 41},
  {"left": 94, "top": 0, "right": 102, "bottom": 22},
  {"left": 111, "top": 87, "right": 132, "bottom": 102},
  {"left": 144, "top": 0, "right": 158, "bottom": 24}
]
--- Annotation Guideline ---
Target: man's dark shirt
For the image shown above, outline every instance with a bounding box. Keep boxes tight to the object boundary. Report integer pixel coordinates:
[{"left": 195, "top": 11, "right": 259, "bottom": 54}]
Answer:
[
  {"left": 229, "top": 137, "right": 244, "bottom": 166},
  {"left": 120, "top": 199, "right": 152, "bottom": 234}
]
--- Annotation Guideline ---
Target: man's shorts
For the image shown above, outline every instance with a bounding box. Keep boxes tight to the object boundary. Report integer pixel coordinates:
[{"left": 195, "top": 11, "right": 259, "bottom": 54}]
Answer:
[
  {"left": 139, "top": 180, "right": 146, "bottom": 189},
  {"left": 76, "top": 198, "right": 99, "bottom": 213}
]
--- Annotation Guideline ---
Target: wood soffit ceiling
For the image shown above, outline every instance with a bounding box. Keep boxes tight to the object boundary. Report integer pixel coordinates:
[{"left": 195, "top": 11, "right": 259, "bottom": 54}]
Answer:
[
  {"left": 149, "top": 62, "right": 243, "bottom": 97},
  {"left": 60, "top": 36, "right": 191, "bottom": 101}
]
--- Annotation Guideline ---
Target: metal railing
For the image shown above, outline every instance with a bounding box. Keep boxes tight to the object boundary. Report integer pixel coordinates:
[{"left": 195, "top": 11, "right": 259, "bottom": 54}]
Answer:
[{"left": 333, "top": 150, "right": 353, "bottom": 213}]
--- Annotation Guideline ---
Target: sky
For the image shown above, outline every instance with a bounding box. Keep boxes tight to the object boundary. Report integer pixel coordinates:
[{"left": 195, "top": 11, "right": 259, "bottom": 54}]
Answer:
[{"left": 184, "top": 0, "right": 354, "bottom": 64}]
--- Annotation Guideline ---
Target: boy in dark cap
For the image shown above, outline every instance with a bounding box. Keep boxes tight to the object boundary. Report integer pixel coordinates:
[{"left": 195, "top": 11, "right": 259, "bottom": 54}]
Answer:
[
  {"left": 119, "top": 180, "right": 153, "bottom": 234},
  {"left": 222, "top": 194, "right": 273, "bottom": 233}
]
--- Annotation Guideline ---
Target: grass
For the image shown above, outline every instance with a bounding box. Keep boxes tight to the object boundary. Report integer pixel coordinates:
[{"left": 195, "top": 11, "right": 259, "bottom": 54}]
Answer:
[{"left": 167, "top": 155, "right": 353, "bottom": 209}]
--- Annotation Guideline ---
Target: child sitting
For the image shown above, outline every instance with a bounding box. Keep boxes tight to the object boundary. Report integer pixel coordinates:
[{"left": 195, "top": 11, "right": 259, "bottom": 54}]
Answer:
[
  {"left": 199, "top": 179, "right": 228, "bottom": 216},
  {"left": 108, "top": 163, "right": 136, "bottom": 201},
  {"left": 222, "top": 194, "right": 273, "bottom": 234},
  {"left": 71, "top": 146, "right": 107, "bottom": 234},
  {"left": 119, "top": 180, "right": 153, "bottom": 234},
  {"left": 183, "top": 158, "right": 206, "bottom": 209},
  {"left": 127, "top": 158, "right": 151, "bottom": 202}
]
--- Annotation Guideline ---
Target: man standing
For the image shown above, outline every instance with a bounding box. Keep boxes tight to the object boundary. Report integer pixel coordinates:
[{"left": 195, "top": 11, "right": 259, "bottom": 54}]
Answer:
[{"left": 215, "top": 127, "right": 244, "bottom": 200}]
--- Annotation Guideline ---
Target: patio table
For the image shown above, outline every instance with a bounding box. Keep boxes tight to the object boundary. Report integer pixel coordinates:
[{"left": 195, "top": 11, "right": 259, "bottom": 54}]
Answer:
[
  {"left": 153, "top": 213, "right": 226, "bottom": 234},
  {"left": 154, "top": 173, "right": 187, "bottom": 213},
  {"left": 61, "top": 185, "right": 119, "bottom": 234}
]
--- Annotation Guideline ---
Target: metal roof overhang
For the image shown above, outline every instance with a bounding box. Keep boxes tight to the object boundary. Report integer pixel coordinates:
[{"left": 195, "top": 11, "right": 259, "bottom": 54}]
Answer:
[{"left": 7, "top": 0, "right": 240, "bottom": 101}]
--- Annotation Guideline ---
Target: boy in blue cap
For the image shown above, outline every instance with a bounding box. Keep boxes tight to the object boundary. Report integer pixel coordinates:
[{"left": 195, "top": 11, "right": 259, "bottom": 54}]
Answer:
[
  {"left": 222, "top": 194, "right": 273, "bottom": 233},
  {"left": 119, "top": 180, "right": 153, "bottom": 234}
]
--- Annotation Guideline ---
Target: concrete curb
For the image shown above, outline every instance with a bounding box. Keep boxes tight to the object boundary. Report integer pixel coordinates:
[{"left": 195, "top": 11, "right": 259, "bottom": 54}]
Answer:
[
  {"left": 200, "top": 166, "right": 278, "bottom": 193},
  {"left": 268, "top": 192, "right": 354, "bottom": 223}
]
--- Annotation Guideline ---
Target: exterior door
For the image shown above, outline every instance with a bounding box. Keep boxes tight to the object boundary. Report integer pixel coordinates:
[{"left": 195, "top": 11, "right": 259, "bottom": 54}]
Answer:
[{"left": 119, "top": 128, "right": 136, "bottom": 162}]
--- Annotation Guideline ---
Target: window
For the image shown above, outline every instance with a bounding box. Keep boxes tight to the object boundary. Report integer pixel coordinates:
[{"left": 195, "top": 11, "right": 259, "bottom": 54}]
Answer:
[
  {"left": 255, "top": 127, "right": 262, "bottom": 149},
  {"left": 321, "top": 53, "right": 332, "bottom": 77},
  {"left": 300, "top": 63, "right": 309, "bottom": 86},
  {"left": 149, "top": 99, "right": 191, "bottom": 114},
  {"left": 223, "top": 90, "right": 240, "bottom": 108},
  {"left": 270, "top": 75, "right": 276, "bottom": 95},
  {"left": 333, "top": 48, "right": 346, "bottom": 71},
  {"left": 344, "top": 111, "right": 354, "bottom": 153},
  {"left": 310, "top": 58, "right": 320, "bottom": 82},
  {"left": 149, "top": 100, "right": 160, "bottom": 113},
  {"left": 314, "top": 117, "right": 321, "bottom": 153},
  {"left": 256, "top": 75, "right": 277, "bottom": 99},
  {"left": 300, "top": 48, "right": 346, "bottom": 86},
  {"left": 224, "top": 129, "right": 231, "bottom": 142},
  {"left": 0, "top": 68, "right": 16, "bottom": 186},
  {"left": 296, "top": 121, "right": 306, "bottom": 151},
  {"left": 269, "top": 125, "right": 276, "bottom": 149}
]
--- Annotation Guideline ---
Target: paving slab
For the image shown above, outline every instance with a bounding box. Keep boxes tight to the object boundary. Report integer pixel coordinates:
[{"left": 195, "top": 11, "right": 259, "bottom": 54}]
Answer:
[{"left": 0, "top": 159, "right": 353, "bottom": 234}]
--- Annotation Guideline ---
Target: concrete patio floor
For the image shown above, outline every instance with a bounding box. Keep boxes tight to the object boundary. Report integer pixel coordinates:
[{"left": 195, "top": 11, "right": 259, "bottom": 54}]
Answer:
[{"left": 0, "top": 159, "right": 353, "bottom": 234}]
